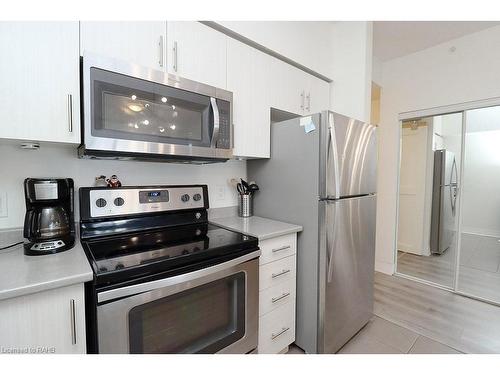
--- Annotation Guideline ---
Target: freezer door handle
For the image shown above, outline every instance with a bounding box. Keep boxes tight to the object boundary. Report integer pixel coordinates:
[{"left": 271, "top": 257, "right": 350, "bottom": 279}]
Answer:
[{"left": 327, "top": 117, "right": 340, "bottom": 199}]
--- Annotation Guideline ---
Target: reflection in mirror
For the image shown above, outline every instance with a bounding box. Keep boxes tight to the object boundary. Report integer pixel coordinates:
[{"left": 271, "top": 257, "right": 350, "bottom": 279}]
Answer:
[
  {"left": 397, "top": 113, "right": 462, "bottom": 288},
  {"left": 458, "top": 106, "right": 500, "bottom": 303}
]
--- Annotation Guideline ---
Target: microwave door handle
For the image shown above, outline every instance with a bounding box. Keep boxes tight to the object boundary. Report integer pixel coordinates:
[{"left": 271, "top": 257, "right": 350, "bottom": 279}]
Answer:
[{"left": 210, "top": 97, "right": 220, "bottom": 148}]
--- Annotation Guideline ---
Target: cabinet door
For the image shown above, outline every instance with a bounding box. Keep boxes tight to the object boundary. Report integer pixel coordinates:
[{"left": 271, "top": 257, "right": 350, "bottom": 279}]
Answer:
[
  {"left": 0, "top": 283, "right": 86, "bottom": 354},
  {"left": 80, "top": 21, "right": 166, "bottom": 70},
  {"left": 0, "top": 22, "right": 80, "bottom": 144},
  {"left": 167, "top": 22, "right": 227, "bottom": 88},
  {"left": 306, "top": 76, "right": 330, "bottom": 114},
  {"left": 227, "top": 39, "right": 271, "bottom": 158},
  {"left": 270, "top": 59, "right": 307, "bottom": 116}
]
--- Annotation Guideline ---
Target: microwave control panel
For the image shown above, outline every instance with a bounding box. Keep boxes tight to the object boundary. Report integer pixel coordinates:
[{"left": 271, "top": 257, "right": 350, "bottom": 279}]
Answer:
[{"left": 217, "top": 99, "right": 231, "bottom": 149}]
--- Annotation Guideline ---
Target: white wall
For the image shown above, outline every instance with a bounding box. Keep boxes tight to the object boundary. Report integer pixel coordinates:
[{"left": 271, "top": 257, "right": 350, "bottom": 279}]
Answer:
[
  {"left": 0, "top": 142, "right": 245, "bottom": 229},
  {"left": 461, "top": 106, "right": 500, "bottom": 237},
  {"left": 376, "top": 25, "right": 500, "bottom": 274}
]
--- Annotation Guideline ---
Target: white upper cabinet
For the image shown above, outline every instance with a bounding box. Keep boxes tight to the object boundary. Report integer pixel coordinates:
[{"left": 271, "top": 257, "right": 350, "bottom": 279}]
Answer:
[
  {"left": 80, "top": 21, "right": 167, "bottom": 70},
  {"left": 0, "top": 22, "right": 80, "bottom": 144},
  {"left": 167, "top": 22, "right": 227, "bottom": 88},
  {"left": 227, "top": 39, "right": 272, "bottom": 158},
  {"left": 306, "top": 76, "right": 330, "bottom": 114}
]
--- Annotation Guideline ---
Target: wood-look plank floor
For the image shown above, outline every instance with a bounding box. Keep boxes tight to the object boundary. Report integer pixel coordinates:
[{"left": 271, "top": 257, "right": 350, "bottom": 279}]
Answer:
[
  {"left": 397, "top": 233, "right": 500, "bottom": 303},
  {"left": 374, "top": 272, "right": 500, "bottom": 353}
]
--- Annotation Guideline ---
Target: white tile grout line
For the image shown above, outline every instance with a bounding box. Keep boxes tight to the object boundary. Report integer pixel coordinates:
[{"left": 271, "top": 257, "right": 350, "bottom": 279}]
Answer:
[
  {"left": 406, "top": 335, "right": 421, "bottom": 354},
  {"left": 373, "top": 314, "right": 464, "bottom": 354}
]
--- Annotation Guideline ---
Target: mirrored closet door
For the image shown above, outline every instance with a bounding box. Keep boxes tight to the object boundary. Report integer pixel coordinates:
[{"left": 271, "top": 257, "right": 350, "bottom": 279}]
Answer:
[{"left": 396, "top": 113, "right": 463, "bottom": 288}]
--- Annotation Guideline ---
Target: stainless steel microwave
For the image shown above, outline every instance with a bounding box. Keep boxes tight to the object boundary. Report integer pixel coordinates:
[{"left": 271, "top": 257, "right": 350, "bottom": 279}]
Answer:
[{"left": 79, "top": 54, "right": 233, "bottom": 163}]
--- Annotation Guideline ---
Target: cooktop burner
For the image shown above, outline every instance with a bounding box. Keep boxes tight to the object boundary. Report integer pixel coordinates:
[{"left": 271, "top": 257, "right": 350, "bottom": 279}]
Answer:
[{"left": 82, "top": 223, "right": 254, "bottom": 277}]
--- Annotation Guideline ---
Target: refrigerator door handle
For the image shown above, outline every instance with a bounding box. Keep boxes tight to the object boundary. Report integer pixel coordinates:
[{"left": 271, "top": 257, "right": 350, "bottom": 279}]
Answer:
[
  {"left": 328, "top": 123, "right": 341, "bottom": 199},
  {"left": 326, "top": 201, "right": 339, "bottom": 283}
]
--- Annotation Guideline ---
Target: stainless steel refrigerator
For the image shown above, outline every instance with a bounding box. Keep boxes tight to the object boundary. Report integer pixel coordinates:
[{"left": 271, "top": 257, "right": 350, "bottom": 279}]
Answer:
[
  {"left": 248, "top": 111, "right": 377, "bottom": 353},
  {"left": 430, "top": 149, "right": 458, "bottom": 255}
]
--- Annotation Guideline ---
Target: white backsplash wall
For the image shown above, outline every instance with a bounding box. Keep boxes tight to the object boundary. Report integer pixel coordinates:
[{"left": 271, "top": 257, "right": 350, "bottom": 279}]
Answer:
[{"left": 0, "top": 142, "right": 246, "bottom": 229}]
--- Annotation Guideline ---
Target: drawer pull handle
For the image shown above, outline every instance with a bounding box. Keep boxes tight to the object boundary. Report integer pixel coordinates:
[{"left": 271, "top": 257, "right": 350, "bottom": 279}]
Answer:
[
  {"left": 70, "top": 299, "right": 77, "bottom": 345},
  {"left": 271, "top": 327, "right": 290, "bottom": 340},
  {"left": 272, "top": 292, "right": 291, "bottom": 303},
  {"left": 272, "top": 269, "right": 291, "bottom": 278},
  {"left": 272, "top": 245, "right": 291, "bottom": 253}
]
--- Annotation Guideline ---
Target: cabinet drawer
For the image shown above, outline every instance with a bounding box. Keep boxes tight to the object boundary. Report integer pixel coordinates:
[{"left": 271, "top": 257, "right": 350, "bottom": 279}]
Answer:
[
  {"left": 258, "top": 302, "right": 295, "bottom": 354},
  {"left": 259, "top": 255, "right": 296, "bottom": 291},
  {"left": 259, "top": 280, "right": 295, "bottom": 316},
  {"left": 259, "top": 234, "right": 296, "bottom": 265}
]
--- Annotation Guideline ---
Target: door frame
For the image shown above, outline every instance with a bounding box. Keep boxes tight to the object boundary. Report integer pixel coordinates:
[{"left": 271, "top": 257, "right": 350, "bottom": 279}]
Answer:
[{"left": 393, "top": 96, "right": 500, "bottom": 306}]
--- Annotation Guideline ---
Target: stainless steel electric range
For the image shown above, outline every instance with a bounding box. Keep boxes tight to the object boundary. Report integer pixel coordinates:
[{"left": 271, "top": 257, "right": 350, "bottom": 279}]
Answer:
[{"left": 80, "top": 185, "right": 260, "bottom": 354}]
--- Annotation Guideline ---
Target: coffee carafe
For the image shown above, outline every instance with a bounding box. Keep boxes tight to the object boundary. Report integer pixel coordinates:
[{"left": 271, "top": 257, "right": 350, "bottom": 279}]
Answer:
[{"left": 23, "top": 178, "right": 75, "bottom": 255}]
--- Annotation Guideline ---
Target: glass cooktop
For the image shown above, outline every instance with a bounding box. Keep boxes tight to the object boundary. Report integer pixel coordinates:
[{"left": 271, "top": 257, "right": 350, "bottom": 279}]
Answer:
[{"left": 82, "top": 224, "right": 257, "bottom": 278}]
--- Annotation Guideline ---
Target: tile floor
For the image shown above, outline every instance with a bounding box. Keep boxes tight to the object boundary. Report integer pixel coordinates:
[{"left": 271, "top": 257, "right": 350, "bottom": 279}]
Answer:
[{"left": 286, "top": 316, "right": 461, "bottom": 354}]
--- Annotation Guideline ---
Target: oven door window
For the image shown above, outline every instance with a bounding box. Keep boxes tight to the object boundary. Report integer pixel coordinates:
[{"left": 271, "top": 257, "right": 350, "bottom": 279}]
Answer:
[
  {"left": 90, "top": 67, "right": 213, "bottom": 147},
  {"left": 128, "top": 272, "right": 245, "bottom": 353}
]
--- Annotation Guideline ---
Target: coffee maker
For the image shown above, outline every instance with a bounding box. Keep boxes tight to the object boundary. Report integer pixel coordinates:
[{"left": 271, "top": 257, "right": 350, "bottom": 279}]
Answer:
[{"left": 23, "top": 178, "right": 75, "bottom": 255}]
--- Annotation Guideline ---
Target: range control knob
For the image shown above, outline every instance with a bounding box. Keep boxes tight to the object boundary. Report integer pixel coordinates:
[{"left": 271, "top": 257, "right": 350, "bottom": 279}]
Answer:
[
  {"left": 114, "top": 197, "right": 125, "bottom": 206},
  {"left": 96, "top": 198, "right": 107, "bottom": 208},
  {"left": 115, "top": 263, "right": 125, "bottom": 270},
  {"left": 193, "top": 193, "right": 202, "bottom": 201},
  {"left": 181, "top": 194, "right": 190, "bottom": 202}
]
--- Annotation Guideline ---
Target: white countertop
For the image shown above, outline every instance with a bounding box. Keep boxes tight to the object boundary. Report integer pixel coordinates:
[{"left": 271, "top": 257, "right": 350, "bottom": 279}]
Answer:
[
  {"left": 210, "top": 215, "right": 302, "bottom": 241},
  {"left": 0, "top": 229, "right": 93, "bottom": 301}
]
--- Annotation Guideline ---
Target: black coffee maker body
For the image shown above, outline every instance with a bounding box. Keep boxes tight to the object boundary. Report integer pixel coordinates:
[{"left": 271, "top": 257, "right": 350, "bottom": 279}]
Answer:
[{"left": 23, "top": 178, "right": 75, "bottom": 255}]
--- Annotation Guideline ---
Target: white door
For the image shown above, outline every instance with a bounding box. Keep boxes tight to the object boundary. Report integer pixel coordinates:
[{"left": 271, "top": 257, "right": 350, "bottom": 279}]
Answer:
[
  {"left": 398, "top": 125, "right": 432, "bottom": 255},
  {"left": 80, "top": 21, "right": 167, "bottom": 70},
  {"left": 0, "top": 22, "right": 80, "bottom": 144},
  {"left": 167, "top": 22, "right": 227, "bottom": 88},
  {"left": 0, "top": 283, "right": 86, "bottom": 354},
  {"left": 227, "top": 39, "right": 272, "bottom": 158}
]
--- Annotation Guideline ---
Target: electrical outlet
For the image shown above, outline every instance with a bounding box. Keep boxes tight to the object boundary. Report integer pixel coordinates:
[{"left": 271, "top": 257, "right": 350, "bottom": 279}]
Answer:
[
  {"left": 0, "top": 191, "right": 7, "bottom": 218},
  {"left": 215, "top": 185, "right": 226, "bottom": 201}
]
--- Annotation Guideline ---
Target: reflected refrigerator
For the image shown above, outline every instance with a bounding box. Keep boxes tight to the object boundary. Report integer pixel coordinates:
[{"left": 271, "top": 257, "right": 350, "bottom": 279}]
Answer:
[
  {"left": 248, "top": 111, "right": 377, "bottom": 353},
  {"left": 430, "top": 149, "right": 458, "bottom": 255}
]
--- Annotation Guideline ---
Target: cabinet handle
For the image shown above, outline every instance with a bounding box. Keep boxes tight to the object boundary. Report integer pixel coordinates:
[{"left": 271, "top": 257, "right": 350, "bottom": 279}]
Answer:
[
  {"left": 271, "top": 327, "right": 290, "bottom": 340},
  {"left": 272, "top": 245, "right": 291, "bottom": 253},
  {"left": 272, "top": 269, "right": 291, "bottom": 279},
  {"left": 70, "top": 299, "right": 77, "bottom": 345},
  {"left": 271, "top": 292, "right": 291, "bottom": 303},
  {"left": 172, "top": 41, "right": 178, "bottom": 72},
  {"left": 306, "top": 92, "right": 311, "bottom": 112},
  {"left": 67, "top": 94, "right": 73, "bottom": 133},
  {"left": 158, "top": 35, "right": 164, "bottom": 67},
  {"left": 300, "top": 90, "right": 305, "bottom": 111}
]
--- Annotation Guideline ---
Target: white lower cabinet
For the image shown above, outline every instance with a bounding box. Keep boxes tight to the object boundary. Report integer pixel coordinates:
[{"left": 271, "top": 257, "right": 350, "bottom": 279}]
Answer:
[
  {"left": 257, "top": 233, "right": 297, "bottom": 354},
  {"left": 0, "top": 283, "right": 86, "bottom": 354}
]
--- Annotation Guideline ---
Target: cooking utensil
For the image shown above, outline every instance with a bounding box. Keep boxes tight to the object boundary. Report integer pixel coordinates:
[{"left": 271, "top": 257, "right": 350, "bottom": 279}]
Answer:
[
  {"left": 237, "top": 183, "right": 246, "bottom": 195},
  {"left": 248, "top": 183, "right": 259, "bottom": 193},
  {"left": 240, "top": 179, "right": 250, "bottom": 194}
]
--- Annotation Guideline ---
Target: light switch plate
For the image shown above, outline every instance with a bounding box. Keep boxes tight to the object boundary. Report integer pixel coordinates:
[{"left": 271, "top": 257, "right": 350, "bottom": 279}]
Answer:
[{"left": 0, "top": 191, "right": 7, "bottom": 218}]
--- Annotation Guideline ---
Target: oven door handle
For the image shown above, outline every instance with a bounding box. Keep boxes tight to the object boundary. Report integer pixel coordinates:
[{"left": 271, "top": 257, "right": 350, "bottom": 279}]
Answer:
[
  {"left": 98, "top": 249, "right": 260, "bottom": 303},
  {"left": 210, "top": 97, "right": 220, "bottom": 148}
]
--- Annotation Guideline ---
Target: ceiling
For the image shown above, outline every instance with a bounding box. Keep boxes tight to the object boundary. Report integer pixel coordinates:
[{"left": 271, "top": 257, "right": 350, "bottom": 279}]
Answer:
[{"left": 373, "top": 21, "right": 500, "bottom": 61}]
